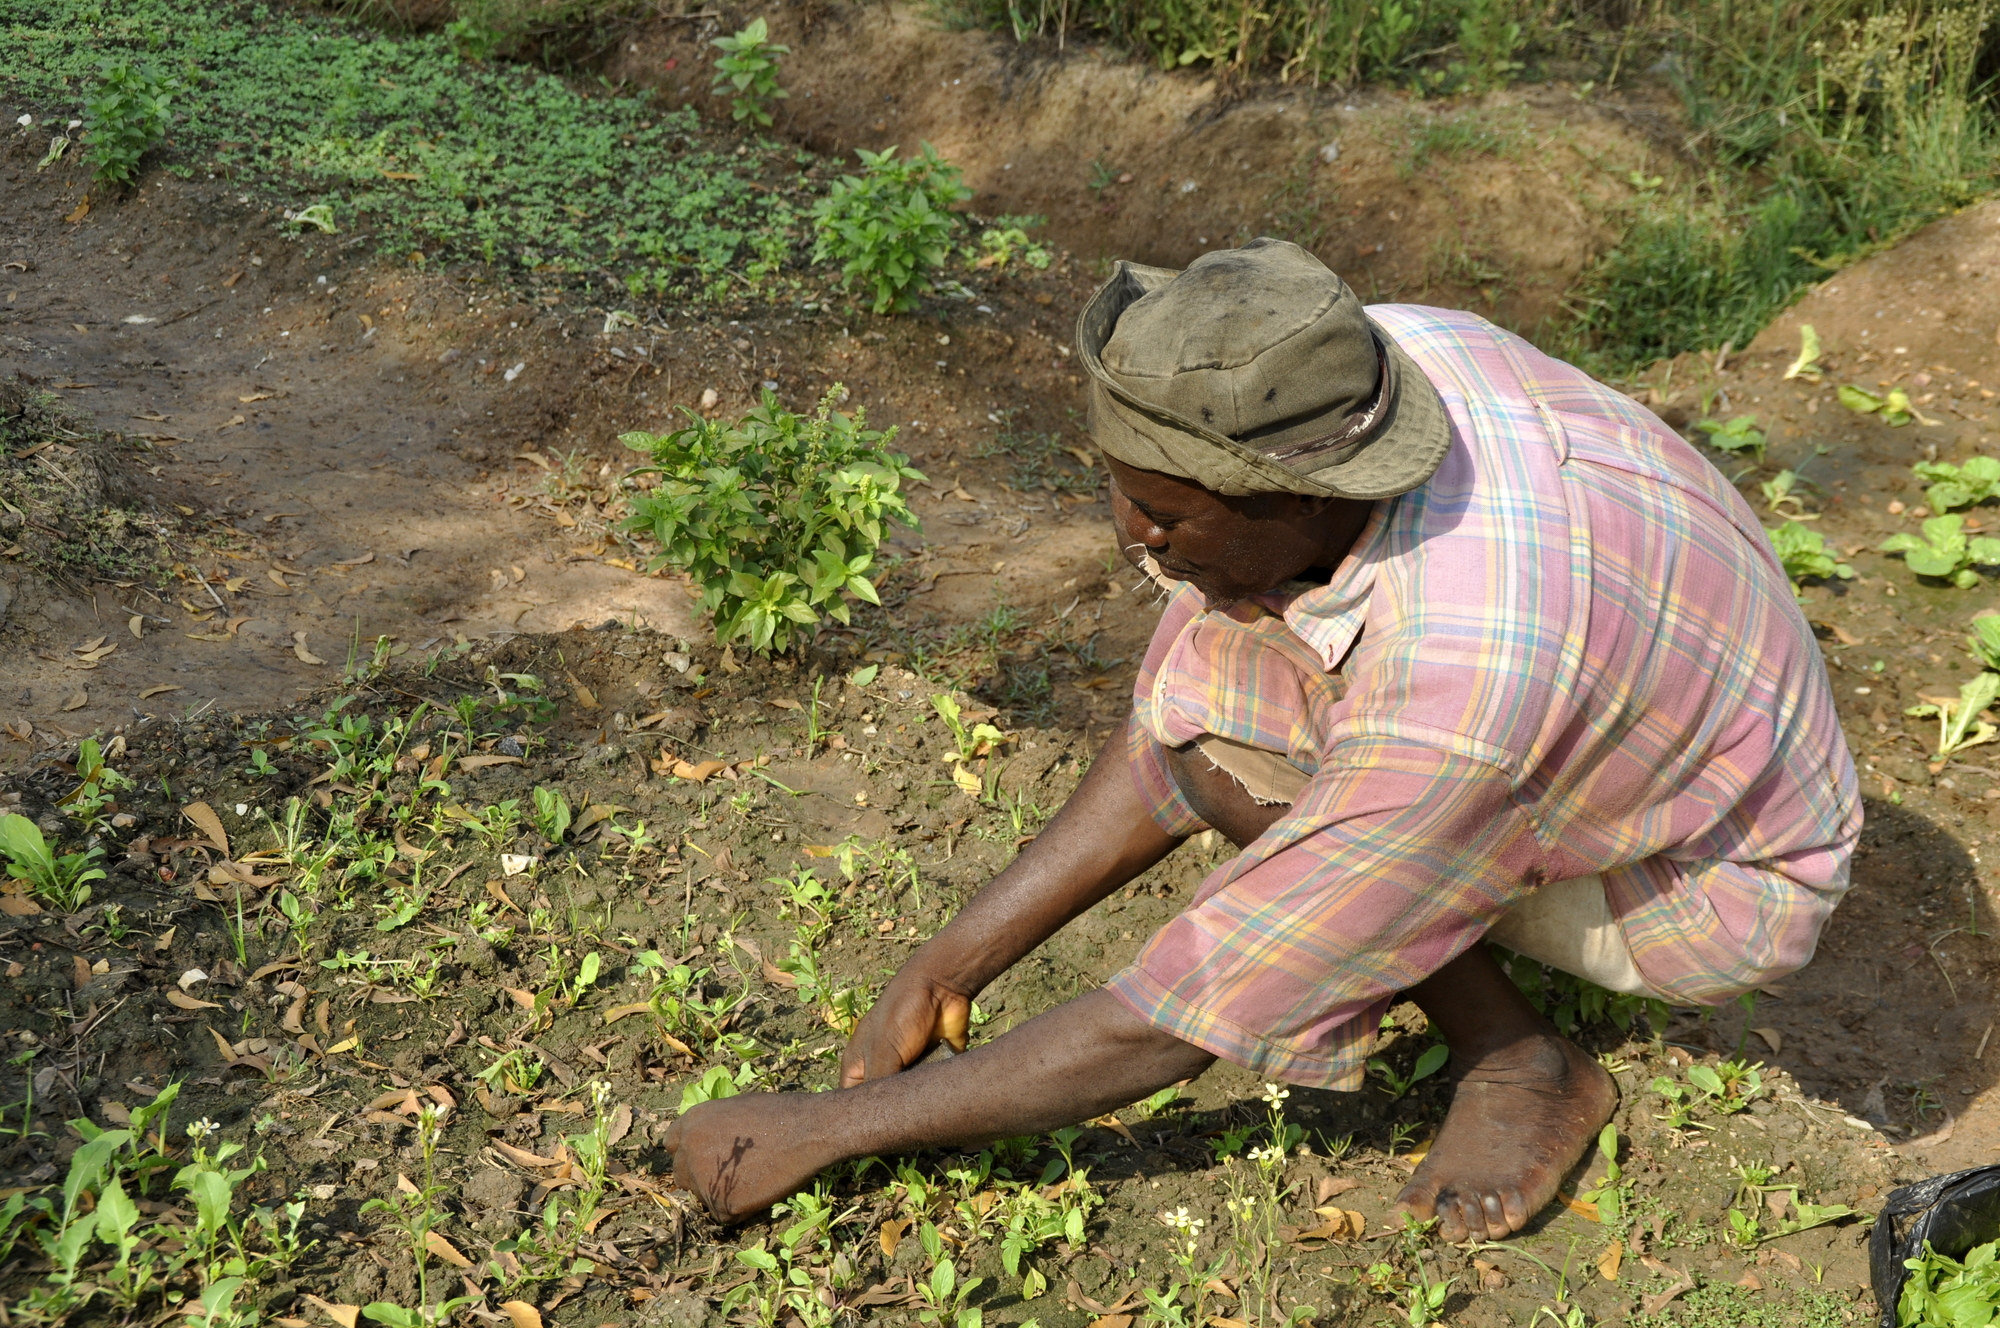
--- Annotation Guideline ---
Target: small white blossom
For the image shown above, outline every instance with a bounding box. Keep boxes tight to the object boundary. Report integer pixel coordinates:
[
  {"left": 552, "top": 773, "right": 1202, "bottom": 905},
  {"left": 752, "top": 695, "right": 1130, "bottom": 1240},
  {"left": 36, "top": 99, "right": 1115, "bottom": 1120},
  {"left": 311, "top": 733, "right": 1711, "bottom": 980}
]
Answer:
[
  {"left": 1260, "top": 1082, "right": 1291, "bottom": 1105},
  {"left": 1160, "top": 1207, "right": 1205, "bottom": 1234},
  {"left": 186, "top": 1118, "right": 220, "bottom": 1141},
  {"left": 1249, "top": 1144, "right": 1286, "bottom": 1166}
]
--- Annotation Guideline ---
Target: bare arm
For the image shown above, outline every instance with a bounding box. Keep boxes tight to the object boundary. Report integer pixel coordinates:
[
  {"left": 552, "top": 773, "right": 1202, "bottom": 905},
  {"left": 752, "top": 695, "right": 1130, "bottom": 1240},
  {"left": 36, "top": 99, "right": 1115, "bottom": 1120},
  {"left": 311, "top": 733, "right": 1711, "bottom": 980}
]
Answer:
[{"left": 839, "top": 715, "right": 1181, "bottom": 1084}]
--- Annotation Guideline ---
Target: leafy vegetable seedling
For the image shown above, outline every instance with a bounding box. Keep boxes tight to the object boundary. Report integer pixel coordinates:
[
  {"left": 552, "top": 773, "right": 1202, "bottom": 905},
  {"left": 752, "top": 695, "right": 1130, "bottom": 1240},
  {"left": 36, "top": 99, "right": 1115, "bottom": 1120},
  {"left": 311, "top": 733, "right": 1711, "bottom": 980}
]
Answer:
[
  {"left": 1913, "top": 455, "right": 2000, "bottom": 513},
  {"left": 1898, "top": 1237, "right": 2000, "bottom": 1328},
  {"left": 1693, "top": 414, "right": 1767, "bottom": 465},
  {"left": 710, "top": 18, "right": 789, "bottom": 127},
  {"left": 1766, "top": 521, "right": 1853, "bottom": 594},
  {"left": 0, "top": 813, "right": 103, "bottom": 913},
  {"left": 1969, "top": 614, "right": 2000, "bottom": 671},
  {"left": 1880, "top": 514, "right": 2000, "bottom": 587},
  {"left": 1840, "top": 383, "right": 1920, "bottom": 426},
  {"left": 1905, "top": 672, "right": 2000, "bottom": 761},
  {"left": 1782, "top": 324, "right": 1823, "bottom": 383},
  {"left": 1367, "top": 1042, "right": 1448, "bottom": 1098}
]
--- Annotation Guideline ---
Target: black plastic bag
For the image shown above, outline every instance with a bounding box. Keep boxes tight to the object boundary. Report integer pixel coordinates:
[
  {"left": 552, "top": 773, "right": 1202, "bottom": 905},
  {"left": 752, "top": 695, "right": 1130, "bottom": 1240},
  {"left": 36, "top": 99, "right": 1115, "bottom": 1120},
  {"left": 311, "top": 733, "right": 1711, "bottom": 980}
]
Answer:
[{"left": 1869, "top": 1163, "right": 2000, "bottom": 1327}]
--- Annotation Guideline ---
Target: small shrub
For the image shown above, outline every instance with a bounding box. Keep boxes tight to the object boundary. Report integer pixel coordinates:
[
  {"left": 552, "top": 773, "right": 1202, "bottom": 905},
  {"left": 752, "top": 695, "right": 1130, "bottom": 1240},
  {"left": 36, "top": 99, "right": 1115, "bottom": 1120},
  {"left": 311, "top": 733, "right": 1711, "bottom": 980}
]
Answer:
[
  {"left": 1766, "top": 521, "right": 1853, "bottom": 595},
  {"left": 619, "top": 388, "right": 923, "bottom": 654},
  {"left": 1880, "top": 514, "right": 2000, "bottom": 588},
  {"left": 1693, "top": 414, "right": 1767, "bottom": 466},
  {"left": 710, "top": 17, "right": 789, "bottom": 127},
  {"left": 1914, "top": 455, "right": 2000, "bottom": 513},
  {"left": 969, "top": 214, "right": 1053, "bottom": 270},
  {"left": 811, "top": 143, "right": 972, "bottom": 315},
  {"left": 83, "top": 58, "right": 172, "bottom": 188}
]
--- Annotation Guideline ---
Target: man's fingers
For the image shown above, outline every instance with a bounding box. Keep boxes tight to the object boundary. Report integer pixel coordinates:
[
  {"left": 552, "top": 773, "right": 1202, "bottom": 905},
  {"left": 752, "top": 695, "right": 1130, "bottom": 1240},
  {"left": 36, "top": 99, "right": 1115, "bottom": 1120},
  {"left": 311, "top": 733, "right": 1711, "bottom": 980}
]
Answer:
[{"left": 936, "top": 994, "right": 970, "bottom": 1053}]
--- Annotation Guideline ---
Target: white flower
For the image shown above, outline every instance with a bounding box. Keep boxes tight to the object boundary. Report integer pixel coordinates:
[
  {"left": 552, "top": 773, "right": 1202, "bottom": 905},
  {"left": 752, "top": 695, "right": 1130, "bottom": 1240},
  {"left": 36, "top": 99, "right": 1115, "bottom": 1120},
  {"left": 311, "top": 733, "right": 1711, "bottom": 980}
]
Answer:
[
  {"left": 186, "top": 1118, "right": 220, "bottom": 1140},
  {"left": 1160, "top": 1207, "right": 1204, "bottom": 1234},
  {"left": 1260, "top": 1082, "right": 1291, "bottom": 1105},
  {"left": 1249, "top": 1144, "right": 1286, "bottom": 1166},
  {"left": 15, "top": 115, "right": 31, "bottom": 128}
]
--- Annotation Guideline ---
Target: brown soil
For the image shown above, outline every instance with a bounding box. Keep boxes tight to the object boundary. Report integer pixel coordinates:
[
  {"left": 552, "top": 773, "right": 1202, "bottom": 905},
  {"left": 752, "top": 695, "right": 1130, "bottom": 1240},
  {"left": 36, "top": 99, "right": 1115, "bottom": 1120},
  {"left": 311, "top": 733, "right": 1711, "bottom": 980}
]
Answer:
[{"left": 4, "top": 15, "right": 2000, "bottom": 1328}]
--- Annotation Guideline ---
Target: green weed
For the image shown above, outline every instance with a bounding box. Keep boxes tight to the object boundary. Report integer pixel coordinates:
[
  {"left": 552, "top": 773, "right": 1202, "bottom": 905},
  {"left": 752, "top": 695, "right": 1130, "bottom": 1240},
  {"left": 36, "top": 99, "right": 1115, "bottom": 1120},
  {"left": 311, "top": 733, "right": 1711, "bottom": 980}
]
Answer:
[
  {"left": 1841, "top": 383, "right": 1919, "bottom": 427},
  {"left": 1694, "top": 414, "right": 1768, "bottom": 466},
  {"left": 83, "top": 57, "right": 172, "bottom": 187},
  {"left": 620, "top": 389, "right": 923, "bottom": 654},
  {"left": 711, "top": 17, "right": 789, "bottom": 127},
  {"left": 1767, "top": 521, "right": 1854, "bottom": 594},
  {"left": 1968, "top": 615, "right": 2000, "bottom": 671},
  {"left": 1899, "top": 1237, "right": 2000, "bottom": 1328},
  {"left": 0, "top": 812, "right": 103, "bottom": 913},
  {"left": 1905, "top": 671, "right": 2000, "bottom": 760},
  {"left": 1915, "top": 455, "right": 2000, "bottom": 513},
  {"left": 1881, "top": 514, "right": 2000, "bottom": 587},
  {"left": 810, "top": 143, "right": 972, "bottom": 314}
]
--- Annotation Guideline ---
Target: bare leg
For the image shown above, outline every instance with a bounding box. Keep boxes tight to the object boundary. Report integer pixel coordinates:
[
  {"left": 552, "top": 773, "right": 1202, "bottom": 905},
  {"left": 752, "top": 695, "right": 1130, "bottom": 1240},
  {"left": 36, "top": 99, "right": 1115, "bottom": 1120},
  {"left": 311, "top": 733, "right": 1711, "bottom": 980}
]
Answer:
[{"left": 1170, "top": 737, "right": 1615, "bottom": 1243}]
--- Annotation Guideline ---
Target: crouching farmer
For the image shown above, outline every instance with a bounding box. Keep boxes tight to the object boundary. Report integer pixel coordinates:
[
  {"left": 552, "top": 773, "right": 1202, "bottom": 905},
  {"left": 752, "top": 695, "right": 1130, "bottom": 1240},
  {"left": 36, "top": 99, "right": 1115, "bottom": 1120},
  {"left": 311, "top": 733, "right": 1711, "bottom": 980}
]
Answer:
[{"left": 664, "top": 238, "right": 1860, "bottom": 1241}]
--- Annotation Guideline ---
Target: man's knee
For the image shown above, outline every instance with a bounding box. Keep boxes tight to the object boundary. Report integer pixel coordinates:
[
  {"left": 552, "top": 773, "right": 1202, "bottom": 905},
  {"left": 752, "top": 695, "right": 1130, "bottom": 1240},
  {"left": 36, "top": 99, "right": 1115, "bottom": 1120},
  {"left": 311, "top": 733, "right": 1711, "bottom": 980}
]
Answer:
[{"left": 1166, "top": 739, "right": 1289, "bottom": 849}]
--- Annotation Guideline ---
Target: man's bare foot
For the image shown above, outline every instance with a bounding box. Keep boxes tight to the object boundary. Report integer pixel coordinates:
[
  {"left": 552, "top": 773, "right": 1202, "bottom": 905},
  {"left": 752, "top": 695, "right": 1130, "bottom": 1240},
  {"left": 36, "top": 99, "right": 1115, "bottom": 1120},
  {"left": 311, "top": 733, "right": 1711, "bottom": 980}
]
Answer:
[
  {"left": 661, "top": 1094, "right": 836, "bottom": 1224},
  {"left": 1393, "top": 1033, "right": 1616, "bottom": 1242}
]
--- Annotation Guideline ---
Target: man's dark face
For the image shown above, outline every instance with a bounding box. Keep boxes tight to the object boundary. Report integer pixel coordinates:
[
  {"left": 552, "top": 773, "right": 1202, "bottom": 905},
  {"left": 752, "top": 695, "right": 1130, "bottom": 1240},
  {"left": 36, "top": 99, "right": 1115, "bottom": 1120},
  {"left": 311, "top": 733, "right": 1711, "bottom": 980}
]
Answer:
[{"left": 1105, "top": 455, "right": 1374, "bottom": 607}]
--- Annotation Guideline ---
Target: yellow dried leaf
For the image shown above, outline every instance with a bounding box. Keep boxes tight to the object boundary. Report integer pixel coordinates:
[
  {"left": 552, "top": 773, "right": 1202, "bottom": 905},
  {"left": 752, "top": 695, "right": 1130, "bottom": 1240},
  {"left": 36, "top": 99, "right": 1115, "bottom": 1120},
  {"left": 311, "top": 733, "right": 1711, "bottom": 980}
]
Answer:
[
  {"left": 166, "top": 989, "right": 223, "bottom": 1011},
  {"left": 292, "top": 632, "right": 325, "bottom": 665},
  {"left": 182, "top": 801, "right": 230, "bottom": 856}
]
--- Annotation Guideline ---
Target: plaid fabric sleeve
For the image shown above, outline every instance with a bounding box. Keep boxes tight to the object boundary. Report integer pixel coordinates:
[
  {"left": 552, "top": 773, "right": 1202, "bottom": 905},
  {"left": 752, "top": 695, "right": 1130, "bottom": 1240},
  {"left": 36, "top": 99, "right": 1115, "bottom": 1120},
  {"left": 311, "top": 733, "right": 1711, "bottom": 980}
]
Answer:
[
  {"left": 1125, "top": 585, "right": 1211, "bottom": 838},
  {"left": 1106, "top": 735, "right": 1541, "bottom": 1091}
]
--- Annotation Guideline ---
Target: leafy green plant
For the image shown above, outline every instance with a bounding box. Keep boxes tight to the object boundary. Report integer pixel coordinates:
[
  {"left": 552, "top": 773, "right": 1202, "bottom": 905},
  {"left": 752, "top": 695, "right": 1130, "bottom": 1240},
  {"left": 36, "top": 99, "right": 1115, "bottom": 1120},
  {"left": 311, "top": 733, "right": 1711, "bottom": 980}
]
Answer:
[
  {"left": 1767, "top": 521, "right": 1853, "bottom": 594},
  {"left": 1368, "top": 1043, "right": 1449, "bottom": 1098},
  {"left": 678, "top": 1063, "right": 757, "bottom": 1114},
  {"left": 1914, "top": 456, "right": 2000, "bottom": 513},
  {"left": 711, "top": 17, "right": 789, "bottom": 126},
  {"left": 1576, "top": 1123, "right": 1627, "bottom": 1224},
  {"left": 0, "top": 813, "right": 103, "bottom": 913},
  {"left": 1969, "top": 615, "right": 2000, "bottom": 671},
  {"left": 1783, "top": 324, "right": 1823, "bottom": 383},
  {"left": 1693, "top": 414, "right": 1767, "bottom": 465},
  {"left": 1841, "top": 383, "right": 1918, "bottom": 427},
  {"left": 969, "top": 214, "right": 1053, "bottom": 270},
  {"left": 1906, "top": 672, "right": 2000, "bottom": 761},
  {"left": 63, "top": 736, "right": 133, "bottom": 830},
  {"left": 1687, "top": 1058, "right": 1765, "bottom": 1113},
  {"left": 360, "top": 1105, "right": 477, "bottom": 1327},
  {"left": 83, "top": 58, "right": 172, "bottom": 187},
  {"left": 1881, "top": 514, "right": 2000, "bottom": 587},
  {"left": 620, "top": 389, "right": 923, "bottom": 654},
  {"left": 1497, "top": 947, "right": 1669, "bottom": 1036},
  {"left": 1899, "top": 1237, "right": 2000, "bottom": 1327},
  {"left": 531, "top": 786, "right": 572, "bottom": 842},
  {"left": 811, "top": 143, "right": 973, "bottom": 314}
]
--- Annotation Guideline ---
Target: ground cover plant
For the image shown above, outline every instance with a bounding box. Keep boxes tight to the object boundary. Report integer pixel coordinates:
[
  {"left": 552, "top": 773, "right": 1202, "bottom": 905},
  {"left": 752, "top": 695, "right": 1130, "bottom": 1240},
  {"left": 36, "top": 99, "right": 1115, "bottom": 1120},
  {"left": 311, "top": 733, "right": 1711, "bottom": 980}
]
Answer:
[{"left": 1, "top": 0, "right": 807, "bottom": 301}]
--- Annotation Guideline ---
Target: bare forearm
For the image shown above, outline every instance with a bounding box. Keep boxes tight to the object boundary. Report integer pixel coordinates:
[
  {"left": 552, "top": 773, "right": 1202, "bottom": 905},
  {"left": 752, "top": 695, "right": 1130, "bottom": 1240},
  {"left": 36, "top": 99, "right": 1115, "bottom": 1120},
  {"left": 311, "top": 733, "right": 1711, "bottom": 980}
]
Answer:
[{"left": 913, "top": 717, "right": 1179, "bottom": 993}]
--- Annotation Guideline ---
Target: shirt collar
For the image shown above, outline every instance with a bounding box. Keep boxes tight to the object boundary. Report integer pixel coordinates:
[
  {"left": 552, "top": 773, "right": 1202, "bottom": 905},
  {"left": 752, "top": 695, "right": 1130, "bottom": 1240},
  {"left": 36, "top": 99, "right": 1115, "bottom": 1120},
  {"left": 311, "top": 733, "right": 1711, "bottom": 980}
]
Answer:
[{"left": 1273, "top": 496, "right": 1396, "bottom": 671}]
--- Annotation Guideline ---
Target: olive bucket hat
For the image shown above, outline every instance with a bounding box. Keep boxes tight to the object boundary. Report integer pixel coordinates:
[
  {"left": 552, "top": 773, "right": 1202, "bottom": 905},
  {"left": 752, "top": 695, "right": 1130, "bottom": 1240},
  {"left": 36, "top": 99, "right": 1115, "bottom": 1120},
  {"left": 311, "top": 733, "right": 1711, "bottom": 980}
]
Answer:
[{"left": 1076, "top": 237, "right": 1452, "bottom": 498}]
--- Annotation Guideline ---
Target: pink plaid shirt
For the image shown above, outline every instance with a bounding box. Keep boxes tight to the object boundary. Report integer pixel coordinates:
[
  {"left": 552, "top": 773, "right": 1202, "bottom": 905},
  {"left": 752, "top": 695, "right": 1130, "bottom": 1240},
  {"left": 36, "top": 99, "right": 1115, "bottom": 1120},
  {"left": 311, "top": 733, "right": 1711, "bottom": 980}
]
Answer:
[{"left": 1106, "top": 305, "right": 1861, "bottom": 1089}]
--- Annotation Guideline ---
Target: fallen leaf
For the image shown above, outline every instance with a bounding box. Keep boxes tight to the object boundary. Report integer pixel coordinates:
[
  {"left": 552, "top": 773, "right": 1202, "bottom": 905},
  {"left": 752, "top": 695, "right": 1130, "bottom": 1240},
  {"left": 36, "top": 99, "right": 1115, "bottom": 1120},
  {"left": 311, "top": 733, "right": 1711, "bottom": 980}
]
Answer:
[
  {"left": 601, "top": 1001, "right": 653, "bottom": 1025},
  {"left": 880, "top": 1217, "right": 910, "bottom": 1258},
  {"left": 182, "top": 802, "right": 230, "bottom": 856},
  {"left": 499, "top": 1301, "right": 543, "bottom": 1328},
  {"left": 178, "top": 968, "right": 208, "bottom": 991},
  {"left": 0, "top": 894, "right": 44, "bottom": 916},
  {"left": 208, "top": 1026, "right": 239, "bottom": 1061},
  {"left": 239, "top": 392, "right": 274, "bottom": 404},
  {"left": 226, "top": 616, "right": 252, "bottom": 635},
  {"left": 323, "top": 1036, "right": 359, "bottom": 1055},
  {"left": 459, "top": 754, "right": 524, "bottom": 770},
  {"left": 501, "top": 986, "right": 539, "bottom": 1010},
  {"left": 65, "top": 198, "right": 90, "bottom": 224},
  {"left": 1598, "top": 1238, "right": 1623, "bottom": 1281},
  {"left": 1317, "top": 1176, "right": 1361, "bottom": 1202},
  {"left": 184, "top": 631, "right": 233, "bottom": 643},
  {"left": 128, "top": 615, "right": 144, "bottom": 639},
  {"left": 1558, "top": 1190, "right": 1601, "bottom": 1221},
  {"left": 671, "top": 758, "right": 730, "bottom": 782},
  {"left": 139, "top": 684, "right": 180, "bottom": 699},
  {"left": 951, "top": 764, "right": 984, "bottom": 796},
  {"left": 1088, "top": 1113, "right": 1137, "bottom": 1146},
  {"left": 3, "top": 720, "right": 32, "bottom": 742},
  {"left": 293, "top": 631, "right": 325, "bottom": 665},
  {"left": 217, "top": 414, "right": 245, "bottom": 430},
  {"left": 499, "top": 853, "right": 535, "bottom": 876},
  {"left": 424, "top": 1232, "right": 474, "bottom": 1268},
  {"left": 268, "top": 568, "right": 290, "bottom": 590},
  {"left": 61, "top": 689, "right": 87, "bottom": 711},
  {"left": 492, "top": 1139, "right": 563, "bottom": 1169},
  {"left": 166, "top": 989, "right": 223, "bottom": 1010},
  {"left": 1753, "top": 1027, "right": 1783, "bottom": 1055},
  {"left": 485, "top": 879, "right": 522, "bottom": 914},
  {"left": 303, "top": 1295, "right": 361, "bottom": 1328}
]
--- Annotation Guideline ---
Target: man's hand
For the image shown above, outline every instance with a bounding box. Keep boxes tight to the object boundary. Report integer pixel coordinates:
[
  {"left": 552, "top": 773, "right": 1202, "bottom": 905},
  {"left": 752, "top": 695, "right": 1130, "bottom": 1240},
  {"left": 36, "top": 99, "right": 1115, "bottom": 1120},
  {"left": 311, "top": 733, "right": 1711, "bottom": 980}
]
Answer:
[{"left": 840, "top": 968, "right": 969, "bottom": 1087}]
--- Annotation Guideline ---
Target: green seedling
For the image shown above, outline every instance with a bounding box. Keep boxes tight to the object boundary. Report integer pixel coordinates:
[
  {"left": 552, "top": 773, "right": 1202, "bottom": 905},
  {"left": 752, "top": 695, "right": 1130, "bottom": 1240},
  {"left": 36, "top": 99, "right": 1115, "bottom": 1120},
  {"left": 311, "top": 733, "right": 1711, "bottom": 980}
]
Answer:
[
  {"left": 810, "top": 143, "right": 973, "bottom": 314},
  {"left": 1968, "top": 615, "right": 2000, "bottom": 671},
  {"left": 360, "top": 1105, "right": 477, "bottom": 1328},
  {"left": 0, "top": 813, "right": 103, "bottom": 913},
  {"left": 1694, "top": 414, "right": 1767, "bottom": 465},
  {"left": 1880, "top": 514, "right": 2000, "bottom": 587},
  {"left": 1840, "top": 383, "right": 1920, "bottom": 426},
  {"left": 914, "top": 1254, "right": 983, "bottom": 1328},
  {"left": 1915, "top": 456, "right": 2000, "bottom": 513},
  {"left": 246, "top": 747, "right": 276, "bottom": 779},
  {"left": 531, "top": 786, "right": 572, "bottom": 842},
  {"left": 1783, "top": 324, "right": 1823, "bottom": 383},
  {"left": 1577, "top": 1123, "right": 1627, "bottom": 1224},
  {"left": 932, "top": 693, "right": 1006, "bottom": 762},
  {"left": 678, "top": 1063, "right": 758, "bottom": 1114},
  {"left": 620, "top": 388, "right": 923, "bottom": 654},
  {"left": 84, "top": 58, "right": 172, "bottom": 187},
  {"left": 1687, "top": 1058, "right": 1765, "bottom": 1113},
  {"left": 969, "top": 214, "right": 1053, "bottom": 270},
  {"left": 62, "top": 737, "right": 133, "bottom": 830},
  {"left": 1905, "top": 671, "right": 2000, "bottom": 760},
  {"left": 474, "top": 1048, "right": 544, "bottom": 1095},
  {"left": 1367, "top": 1042, "right": 1449, "bottom": 1098},
  {"left": 1759, "top": 469, "right": 1815, "bottom": 519},
  {"left": 1767, "top": 521, "right": 1853, "bottom": 593},
  {"left": 710, "top": 17, "right": 789, "bottom": 127}
]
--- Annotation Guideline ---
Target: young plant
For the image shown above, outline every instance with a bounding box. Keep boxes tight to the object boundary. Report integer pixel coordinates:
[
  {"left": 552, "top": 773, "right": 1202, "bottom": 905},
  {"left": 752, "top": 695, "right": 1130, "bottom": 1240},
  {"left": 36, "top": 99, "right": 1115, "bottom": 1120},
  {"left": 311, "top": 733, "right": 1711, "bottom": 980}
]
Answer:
[
  {"left": 1576, "top": 1123, "right": 1627, "bottom": 1224},
  {"left": 1880, "top": 514, "right": 2000, "bottom": 588},
  {"left": 710, "top": 17, "right": 789, "bottom": 127},
  {"left": 969, "top": 215, "right": 1053, "bottom": 270},
  {"left": 1368, "top": 1042, "right": 1449, "bottom": 1099},
  {"left": 810, "top": 143, "right": 973, "bottom": 314},
  {"left": 63, "top": 737, "right": 133, "bottom": 829},
  {"left": 1766, "top": 521, "right": 1854, "bottom": 594},
  {"left": 359, "top": 1105, "right": 478, "bottom": 1327},
  {"left": 1759, "top": 468, "right": 1815, "bottom": 519},
  {"left": 1969, "top": 615, "right": 2000, "bottom": 671},
  {"left": 1898, "top": 1237, "right": 2000, "bottom": 1328},
  {"left": 1693, "top": 414, "right": 1767, "bottom": 465},
  {"left": 620, "top": 388, "right": 923, "bottom": 654},
  {"left": 1840, "top": 383, "right": 1919, "bottom": 427},
  {"left": 1686, "top": 1058, "right": 1765, "bottom": 1114},
  {"left": 931, "top": 693, "right": 1006, "bottom": 762},
  {"left": 0, "top": 813, "right": 103, "bottom": 913},
  {"left": 1782, "top": 324, "right": 1823, "bottom": 383},
  {"left": 1915, "top": 456, "right": 2000, "bottom": 513},
  {"left": 531, "top": 786, "right": 572, "bottom": 843},
  {"left": 84, "top": 58, "right": 172, "bottom": 187},
  {"left": 1906, "top": 672, "right": 2000, "bottom": 761}
]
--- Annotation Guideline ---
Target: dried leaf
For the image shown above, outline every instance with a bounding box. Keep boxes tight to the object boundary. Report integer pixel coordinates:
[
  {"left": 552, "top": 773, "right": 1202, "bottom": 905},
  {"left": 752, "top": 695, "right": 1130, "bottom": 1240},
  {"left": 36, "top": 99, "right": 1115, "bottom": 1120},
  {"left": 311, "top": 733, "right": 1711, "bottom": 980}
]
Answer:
[
  {"left": 492, "top": 1138, "right": 563, "bottom": 1169},
  {"left": 1598, "top": 1238, "right": 1623, "bottom": 1281},
  {"left": 880, "top": 1217, "right": 909, "bottom": 1258},
  {"left": 499, "top": 1302, "right": 543, "bottom": 1328},
  {"left": 424, "top": 1232, "right": 474, "bottom": 1268},
  {"left": 167, "top": 989, "right": 223, "bottom": 1010},
  {"left": 951, "top": 764, "right": 984, "bottom": 796},
  {"left": 601, "top": 1001, "right": 653, "bottom": 1025},
  {"left": 485, "top": 879, "right": 522, "bottom": 914},
  {"left": 1753, "top": 1027, "right": 1783, "bottom": 1055},
  {"left": 670, "top": 758, "right": 730, "bottom": 782},
  {"left": 293, "top": 631, "right": 325, "bottom": 665},
  {"left": 303, "top": 1295, "right": 361, "bottom": 1328},
  {"left": 501, "top": 986, "right": 538, "bottom": 1010},
  {"left": 139, "top": 684, "right": 181, "bottom": 699},
  {"left": 182, "top": 801, "right": 230, "bottom": 857},
  {"left": 208, "top": 1026, "right": 239, "bottom": 1061},
  {"left": 61, "top": 689, "right": 88, "bottom": 712},
  {"left": 64, "top": 197, "right": 89, "bottom": 224},
  {"left": 128, "top": 615, "right": 144, "bottom": 639},
  {"left": 459, "top": 754, "right": 524, "bottom": 770}
]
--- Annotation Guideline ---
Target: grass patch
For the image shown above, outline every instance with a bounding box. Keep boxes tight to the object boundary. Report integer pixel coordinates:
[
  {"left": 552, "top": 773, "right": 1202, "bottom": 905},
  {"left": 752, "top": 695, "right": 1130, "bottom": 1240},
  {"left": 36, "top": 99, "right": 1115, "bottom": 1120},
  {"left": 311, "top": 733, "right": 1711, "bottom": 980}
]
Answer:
[{"left": 1, "top": 0, "right": 807, "bottom": 302}]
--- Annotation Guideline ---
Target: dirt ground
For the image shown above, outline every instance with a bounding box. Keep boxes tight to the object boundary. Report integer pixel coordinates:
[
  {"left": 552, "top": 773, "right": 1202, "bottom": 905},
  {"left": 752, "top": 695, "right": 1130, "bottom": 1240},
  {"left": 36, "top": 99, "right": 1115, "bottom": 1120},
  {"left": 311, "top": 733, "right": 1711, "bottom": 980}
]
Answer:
[{"left": 5, "top": 6, "right": 2000, "bottom": 1327}]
